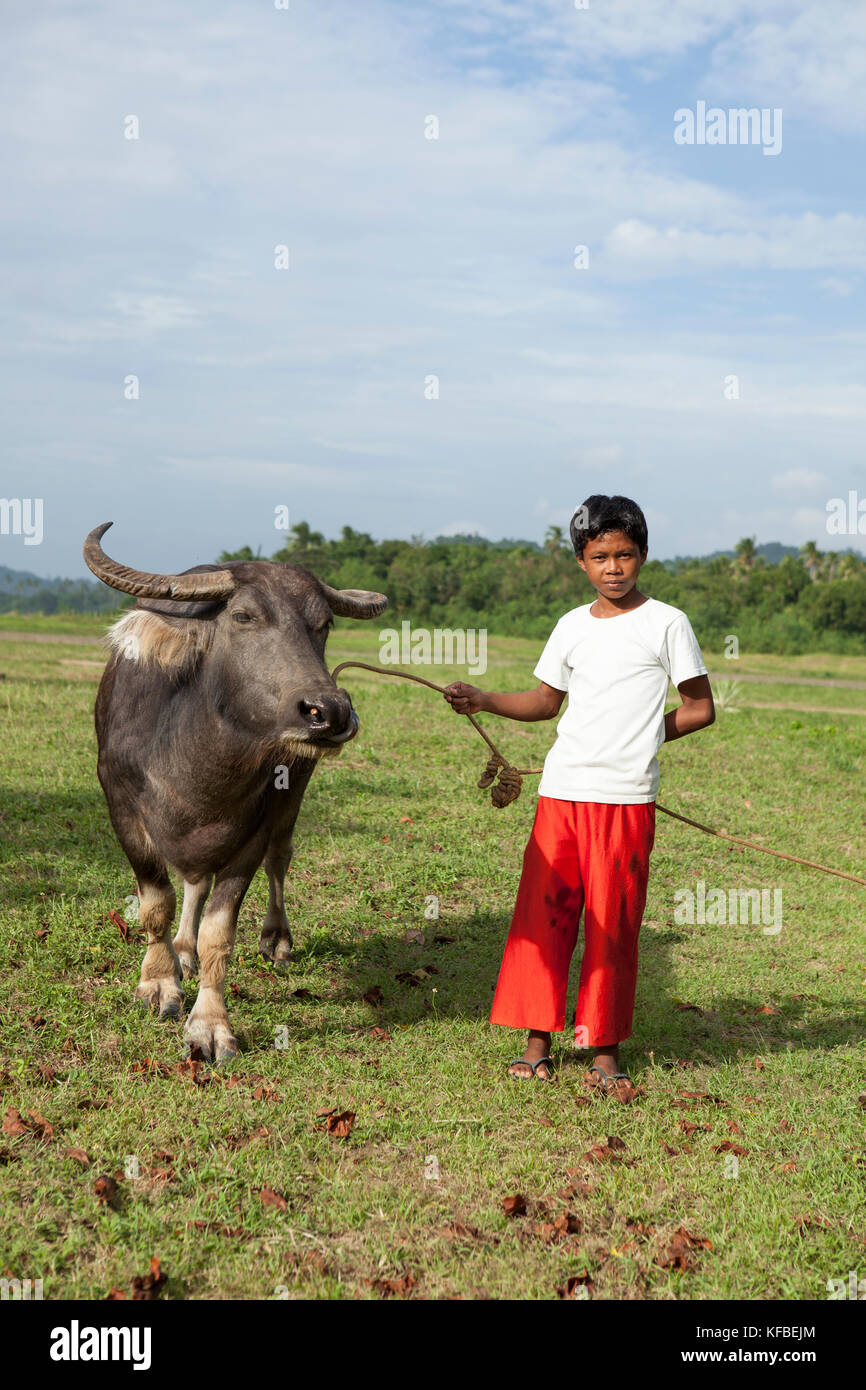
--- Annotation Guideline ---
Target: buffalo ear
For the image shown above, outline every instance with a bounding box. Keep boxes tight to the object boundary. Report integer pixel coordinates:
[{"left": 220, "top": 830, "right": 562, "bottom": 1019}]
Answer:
[
  {"left": 106, "top": 609, "right": 212, "bottom": 673},
  {"left": 319, "top": 582, "right": 388, "bottom": 620}
]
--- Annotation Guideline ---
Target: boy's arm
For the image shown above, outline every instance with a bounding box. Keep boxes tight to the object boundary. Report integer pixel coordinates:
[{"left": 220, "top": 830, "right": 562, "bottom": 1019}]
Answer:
[
  {"left": 663, "top": 674, "right": 715, "bottom": 742},
  {"left": 443, "top": 681, "right": 565, "bottom": 722}
]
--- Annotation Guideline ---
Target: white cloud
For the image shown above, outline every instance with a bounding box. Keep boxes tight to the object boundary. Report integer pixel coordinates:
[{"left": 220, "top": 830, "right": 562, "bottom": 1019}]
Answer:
[
  {"left": 110, "top": 293, "right": 199, "bottom": 333},
  {"left": 705, "top": 5, "right": 866, "bottom": 133},
  {"left": 582, "top": 445, "right": 625, "bottom": 469},
  {"left": 818, "top": 277, "right": 855, "bottom": 297},
  {"left": 311, "top": 437, "right": 404, "bottom": 457},
  {"left": 437, "top": 0, "right": 784, "bottom": 67},
  {"left": 436, "top": 0, "right": 866, "bottom": 137},
  {"left": 603, "top": 214, "right": 866, "bottom": 275},
  {"left": 771, "top": 468, "right": 829, "bottom": 492}
]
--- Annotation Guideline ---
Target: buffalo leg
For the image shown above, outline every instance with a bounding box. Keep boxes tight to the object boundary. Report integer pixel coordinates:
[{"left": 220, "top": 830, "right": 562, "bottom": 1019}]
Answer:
[
  {"left": 258, "top": 760, "right": 315, "bottom": 966},
  {"left": 259, "top": 839, "right": 295, "bottom": 967},
  {"left": 172, "top": 875, "right": 212, "bottom": 979},
  {"left": 184, "top": 864, "right": 257, "bottom": 1063},
  {"left": 134, "top": 870, "right": 184, "bottom": 1021},
  {"left": 102, "top": 796, "right": 184, "bottom": 1021}
]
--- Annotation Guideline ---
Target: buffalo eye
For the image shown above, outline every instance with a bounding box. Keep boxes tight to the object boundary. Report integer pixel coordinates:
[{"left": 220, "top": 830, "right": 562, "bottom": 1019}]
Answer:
[{"left": 231, "top": 611, "right": 254, "bottom": 625}]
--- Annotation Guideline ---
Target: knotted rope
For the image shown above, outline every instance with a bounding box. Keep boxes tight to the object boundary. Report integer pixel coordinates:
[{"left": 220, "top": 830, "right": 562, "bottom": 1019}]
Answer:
[{"left": 330, "top": 660, "right": 866, "bottom": 887}]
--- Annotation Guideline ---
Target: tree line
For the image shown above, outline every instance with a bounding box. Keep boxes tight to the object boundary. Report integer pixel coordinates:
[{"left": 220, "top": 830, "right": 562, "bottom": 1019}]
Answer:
[
  {"left": 217, "top": 525, "right": 866, "bottom": 655},
  {"left": 2, "top": 527, "right": 862, "bottom": 653}
]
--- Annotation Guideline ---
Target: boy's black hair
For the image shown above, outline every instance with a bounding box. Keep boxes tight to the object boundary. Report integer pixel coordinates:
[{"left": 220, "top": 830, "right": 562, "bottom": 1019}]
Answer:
[{"left": 569, "top": 494, "right": 648, "bottom": 559}]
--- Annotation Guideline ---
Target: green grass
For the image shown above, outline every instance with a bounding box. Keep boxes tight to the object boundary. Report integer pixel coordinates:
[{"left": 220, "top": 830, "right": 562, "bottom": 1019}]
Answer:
[
  {"left": 0, "top": 611, "right": 127, "bottom": 637},
  {"left": 1, "top": 622, "right": 865, "bottom": 1300}
]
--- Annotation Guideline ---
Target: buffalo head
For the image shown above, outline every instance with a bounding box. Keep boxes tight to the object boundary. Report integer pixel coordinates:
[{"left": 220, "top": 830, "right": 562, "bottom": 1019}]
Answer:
[{"left": 84, "top": 521, "right": 387, "bottom": 760}]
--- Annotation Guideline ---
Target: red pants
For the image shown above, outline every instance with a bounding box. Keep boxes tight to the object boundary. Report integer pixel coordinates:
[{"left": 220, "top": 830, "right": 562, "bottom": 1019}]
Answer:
[{"left": 490, "top": 797, "right": 655, "bottom": 1045}]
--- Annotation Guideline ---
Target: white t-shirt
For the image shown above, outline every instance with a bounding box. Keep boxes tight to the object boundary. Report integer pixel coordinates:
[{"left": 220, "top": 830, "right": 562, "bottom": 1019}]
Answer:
[{"left": 533, "top": 596, "right": 707, "bottom": 804}]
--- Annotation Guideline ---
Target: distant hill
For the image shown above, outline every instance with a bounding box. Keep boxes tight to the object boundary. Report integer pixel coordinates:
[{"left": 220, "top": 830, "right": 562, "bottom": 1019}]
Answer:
[
  {"left": 0, "top": 564, "right": 123, "bottom": 615},
  {"left": 665, "top": 542, "right": 798, "bottom": 567},
  {"left": 663, "top": 541, "right": 864, "bottom": 567},
  {"left": 432, "top": 533, "right": 543, "bottom": 551}
]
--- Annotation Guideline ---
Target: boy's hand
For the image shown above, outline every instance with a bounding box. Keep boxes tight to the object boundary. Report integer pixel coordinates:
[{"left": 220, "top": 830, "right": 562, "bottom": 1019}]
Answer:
[{"left": 443, "top": 681, "right": 485, "bottom": 714}]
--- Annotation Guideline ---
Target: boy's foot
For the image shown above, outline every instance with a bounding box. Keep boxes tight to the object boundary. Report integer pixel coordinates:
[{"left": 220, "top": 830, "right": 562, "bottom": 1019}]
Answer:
[
  {"left": 509, "top": 1056, "right": 553, "bottom": 1080},
  {"left": 582, "top": 1045, "right": 637, "bottom": 1100},
  {"left": 583, "top": 1047, "right": 618, "bottom": 1084},
  {"left": 508, "top": 1031, "right": 552, "bottom": 1080},
  {"left": 584, "top": 1066, "right": 639, "bottom": 1103}
]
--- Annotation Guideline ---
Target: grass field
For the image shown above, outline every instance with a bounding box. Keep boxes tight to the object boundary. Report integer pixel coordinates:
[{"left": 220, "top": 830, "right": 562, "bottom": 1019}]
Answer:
[{"left": 1, "top": 618, "right": 865, "bottom": 1301}]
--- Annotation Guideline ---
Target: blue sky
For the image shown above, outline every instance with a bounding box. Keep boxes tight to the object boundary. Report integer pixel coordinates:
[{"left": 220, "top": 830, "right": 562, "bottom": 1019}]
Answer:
[{"left": 2, "top": 0, "right": 864, "bottom": 577}]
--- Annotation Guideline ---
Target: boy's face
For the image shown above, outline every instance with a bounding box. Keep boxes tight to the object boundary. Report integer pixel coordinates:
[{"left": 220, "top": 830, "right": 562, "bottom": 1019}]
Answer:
[{"left": 576, "top": 529, "right": 647, "bottom": 599}]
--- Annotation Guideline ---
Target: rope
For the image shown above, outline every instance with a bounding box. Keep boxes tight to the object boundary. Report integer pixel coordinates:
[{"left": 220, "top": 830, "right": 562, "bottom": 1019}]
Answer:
[{"left": 330, "top": 660, "right": 866, "bottom": 887}]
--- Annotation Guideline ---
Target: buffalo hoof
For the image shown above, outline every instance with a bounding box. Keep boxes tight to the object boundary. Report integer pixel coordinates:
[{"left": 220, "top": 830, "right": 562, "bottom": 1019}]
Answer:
[
  {"left": 258, "top": 921, "right": 293, "bottom": 966},
  {"left": 258, "top": 946, "right": 293, "bottom": 972},
  {"left": 134, "top": 977, "right": 184, "bottom": 1021},
  {"left": 175, "top": 949, "right": 199, "bottom": 980},
  {"left": 183, "top": 1013, "right": 238, "bottom": 1066}
]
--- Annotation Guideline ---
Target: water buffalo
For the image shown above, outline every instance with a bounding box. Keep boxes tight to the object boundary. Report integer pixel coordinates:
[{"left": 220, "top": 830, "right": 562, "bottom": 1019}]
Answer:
[{"left": 84, "top": 522, "right": 387, "bottom": 1062}]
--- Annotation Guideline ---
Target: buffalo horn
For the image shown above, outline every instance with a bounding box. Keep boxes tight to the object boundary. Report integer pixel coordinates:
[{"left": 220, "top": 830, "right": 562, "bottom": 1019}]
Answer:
[{"left": 83, "top": 523, "right": 236, "bottom": 601}]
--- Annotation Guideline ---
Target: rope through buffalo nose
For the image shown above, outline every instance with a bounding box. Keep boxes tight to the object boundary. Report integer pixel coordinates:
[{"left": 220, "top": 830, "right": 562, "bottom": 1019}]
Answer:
[{"left": 328, "top": 659, "right": 866, "bottom": 886}]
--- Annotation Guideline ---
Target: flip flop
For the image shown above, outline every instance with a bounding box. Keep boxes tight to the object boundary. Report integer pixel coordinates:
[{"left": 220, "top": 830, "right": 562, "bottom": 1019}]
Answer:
[
  {"left": 508, "top": 1055, "right": 554, "bottom": 1081},
  {"left": 584, "top": 1064, "right": 611, "bottom": 1091},
  {"left": 585, "top": 1065, "right": 633, "bottom": 1092},
  {"left": 604, "top": 1070, "right": 634, "bottom": 1089}
]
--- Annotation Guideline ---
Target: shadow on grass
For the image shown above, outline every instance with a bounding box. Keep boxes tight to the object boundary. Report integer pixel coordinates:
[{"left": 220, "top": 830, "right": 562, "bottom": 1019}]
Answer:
[
  {"left": 0, "top": 788, "right": 123, "bottom": 905},
  {"left": 283, "top": 917, "right": 866, "bottom": 1066},
  {"left": 7, "top": 792, "right": 865, "bottom": 1071}
]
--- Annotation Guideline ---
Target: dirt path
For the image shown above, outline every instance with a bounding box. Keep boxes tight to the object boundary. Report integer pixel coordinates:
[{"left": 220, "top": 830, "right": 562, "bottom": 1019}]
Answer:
[
  {"left": 707, "top": 670, "right": 866, "bottom": 691},
  {"left": 0, "top": 630, "right": 104, "bottom": 646},
  {"left": 740, "top": 701, "right": 866, "bottom": 717}
]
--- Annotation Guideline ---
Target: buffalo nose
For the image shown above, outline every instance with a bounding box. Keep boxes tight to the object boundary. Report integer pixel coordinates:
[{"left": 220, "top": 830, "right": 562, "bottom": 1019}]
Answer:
[{"left": 298, "top": 692, "right": 353, "bottom": 736}]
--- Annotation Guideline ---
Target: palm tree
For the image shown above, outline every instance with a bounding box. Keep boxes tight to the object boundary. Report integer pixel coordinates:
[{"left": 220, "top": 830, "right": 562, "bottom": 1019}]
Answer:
[
  {"left": 799, "top": 540, "right": 821, "bottom": 582},
  {"left": 288, "top": 521, "right": 325, "bottom": 551},
  {"left": 544, "top": 525, "right": 567, "bottom": 553},
  {"left": 836, "top": 551, "right": 862, "bottom": 581},
  {"left": 819, "top": 550, "right": 841, "bottom": 583},
  {"left": 272, "top": 520, "right": 326, "bottom": 567},
  {"left": 734, "top": 536, "right": 757, "bottom": 574}
]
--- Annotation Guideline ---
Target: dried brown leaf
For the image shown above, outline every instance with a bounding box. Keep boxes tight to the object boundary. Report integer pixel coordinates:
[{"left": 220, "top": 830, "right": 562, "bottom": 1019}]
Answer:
[
  {"left": 130, "top": 1256, "right": 167, "bottom": 1301},
  {"left": 325, "top": 1110, "right": 355, "bottom": 1138},
  {"left": 94, "top": 1174, "right": 120, "bottom": 1206},
  {"left": 259, "top": 1184, "right": 289, "bottom": 1211},
  {"left": 502, "top": 1193, "right": 527, "bottom": 1218}
]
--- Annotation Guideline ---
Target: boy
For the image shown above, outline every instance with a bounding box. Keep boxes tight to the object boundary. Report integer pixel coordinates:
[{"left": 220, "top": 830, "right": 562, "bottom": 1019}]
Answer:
[{"left": 443, "top": 495, "right": 714, "bottom": 1095}]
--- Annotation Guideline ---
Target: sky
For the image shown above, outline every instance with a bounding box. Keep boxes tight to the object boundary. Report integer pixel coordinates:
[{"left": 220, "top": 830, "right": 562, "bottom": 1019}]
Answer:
[{"left": 1, "top": 0, "right": 865, "bottom": 578}]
